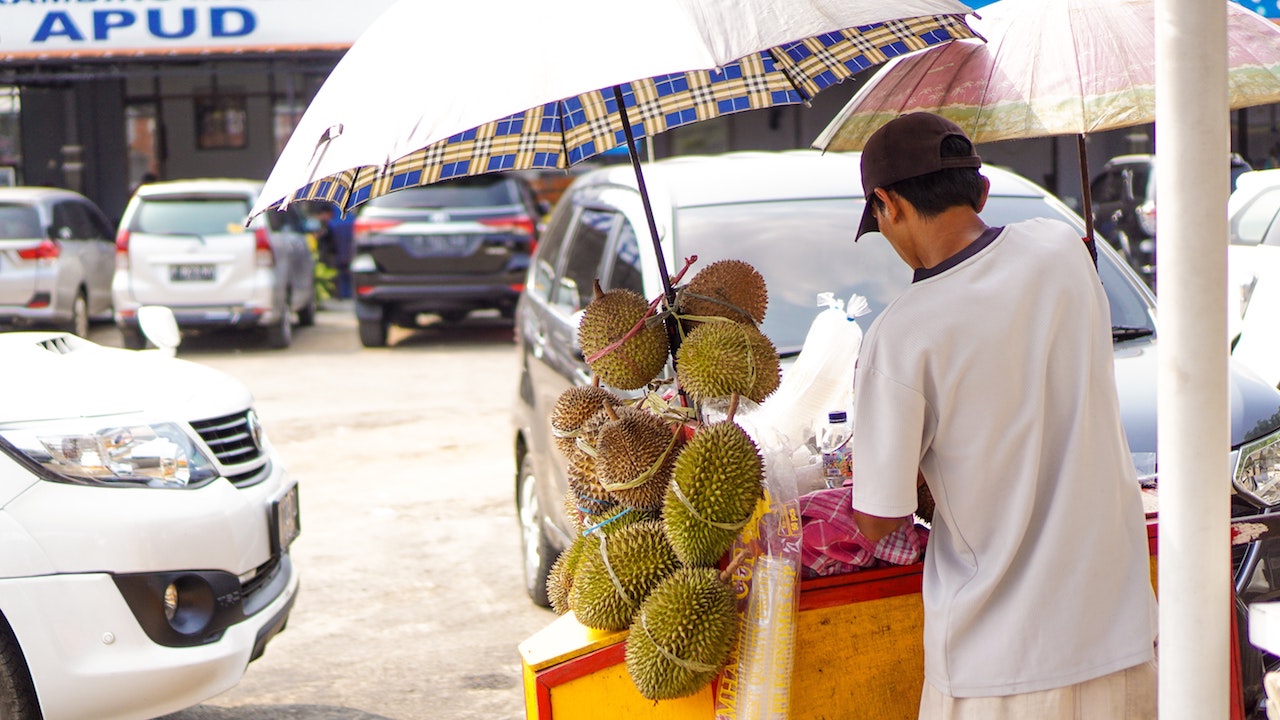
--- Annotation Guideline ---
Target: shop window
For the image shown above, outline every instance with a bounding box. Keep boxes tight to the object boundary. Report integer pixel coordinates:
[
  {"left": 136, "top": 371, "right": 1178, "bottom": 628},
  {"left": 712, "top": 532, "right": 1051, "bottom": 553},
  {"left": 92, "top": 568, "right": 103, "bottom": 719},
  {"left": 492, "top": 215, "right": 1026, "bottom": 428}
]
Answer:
[{"left": 195, "top": 93, "right": 247, "bottom": 150}]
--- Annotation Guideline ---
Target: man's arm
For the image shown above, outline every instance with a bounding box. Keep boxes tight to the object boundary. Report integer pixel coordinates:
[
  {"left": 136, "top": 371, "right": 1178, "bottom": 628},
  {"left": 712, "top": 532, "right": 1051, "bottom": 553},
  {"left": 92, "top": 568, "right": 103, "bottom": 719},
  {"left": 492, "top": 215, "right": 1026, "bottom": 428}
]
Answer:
[
  {"left": 852, "top": 470, "right": 925, "bottom": 543},
  {"left": 853, "top": 510, "right": 911, "bottom": 544}
]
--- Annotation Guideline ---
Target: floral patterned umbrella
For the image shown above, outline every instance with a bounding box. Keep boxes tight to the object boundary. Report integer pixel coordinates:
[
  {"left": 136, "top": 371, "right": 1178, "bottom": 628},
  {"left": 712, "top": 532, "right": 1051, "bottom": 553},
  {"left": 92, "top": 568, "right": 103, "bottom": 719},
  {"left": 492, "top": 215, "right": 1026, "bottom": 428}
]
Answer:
[{"left": 813, "top": 0, "right": 1280, "bottom": 246}]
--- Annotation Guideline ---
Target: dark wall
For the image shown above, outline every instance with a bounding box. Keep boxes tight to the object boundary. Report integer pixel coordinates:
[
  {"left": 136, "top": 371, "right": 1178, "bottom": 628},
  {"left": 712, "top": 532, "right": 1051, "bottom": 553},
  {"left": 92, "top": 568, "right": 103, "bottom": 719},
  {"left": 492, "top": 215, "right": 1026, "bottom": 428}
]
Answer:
[{"left": 19, "top": 80, "right": 131, "bottom": 226}]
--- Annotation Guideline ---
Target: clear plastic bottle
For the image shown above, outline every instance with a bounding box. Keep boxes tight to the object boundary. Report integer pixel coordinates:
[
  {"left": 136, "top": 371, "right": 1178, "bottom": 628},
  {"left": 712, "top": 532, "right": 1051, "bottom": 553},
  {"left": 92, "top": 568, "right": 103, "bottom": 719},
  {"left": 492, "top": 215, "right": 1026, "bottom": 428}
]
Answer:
[{"left": 817, "top": 410, "right": 852, "bottom": 488}]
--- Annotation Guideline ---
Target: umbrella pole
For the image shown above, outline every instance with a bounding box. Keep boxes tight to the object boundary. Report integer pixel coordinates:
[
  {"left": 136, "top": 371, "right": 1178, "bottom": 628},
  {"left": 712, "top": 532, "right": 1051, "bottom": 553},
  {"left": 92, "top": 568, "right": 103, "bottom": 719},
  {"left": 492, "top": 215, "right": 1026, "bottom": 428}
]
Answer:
[
  {"left": 612, "top": 85, "right": 676, "bottom": 306},
  {"left": 1077, "top": 134, "right": 1098, "bottom": 268}
]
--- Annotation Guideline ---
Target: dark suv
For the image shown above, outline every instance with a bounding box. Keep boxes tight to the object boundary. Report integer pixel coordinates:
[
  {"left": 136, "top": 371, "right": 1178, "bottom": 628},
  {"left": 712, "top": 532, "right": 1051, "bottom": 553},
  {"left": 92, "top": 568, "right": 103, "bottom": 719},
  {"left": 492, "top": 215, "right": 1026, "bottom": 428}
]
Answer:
[
  {"left": 349, "top": 174, "right": 543, "bottom": 347},
  {"left": 512, "top": 150, "right": 1280, "bottom": 716}
]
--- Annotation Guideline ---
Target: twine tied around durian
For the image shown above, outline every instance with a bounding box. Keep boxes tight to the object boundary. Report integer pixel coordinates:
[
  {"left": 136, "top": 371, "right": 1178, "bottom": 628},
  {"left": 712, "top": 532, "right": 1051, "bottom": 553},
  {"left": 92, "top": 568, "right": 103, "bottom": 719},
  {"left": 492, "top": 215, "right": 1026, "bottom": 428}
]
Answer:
[
  {"left": 636, "top": 609, "right": 720, "bottom": 673},
  {"left": 598, "top": 533, "right": 636, "bottom": 609},
  {"left": 670, "top": 479, "right": 753, "bottom": 532},
  {"left": 581, "top": 506, "right": 633, "bottom": 536},
  {"left": 583, "top": 257, "right": 700, "bottom": 367},
  {"left": 598, "top": 419, "right": 683, "bottom": 493}
]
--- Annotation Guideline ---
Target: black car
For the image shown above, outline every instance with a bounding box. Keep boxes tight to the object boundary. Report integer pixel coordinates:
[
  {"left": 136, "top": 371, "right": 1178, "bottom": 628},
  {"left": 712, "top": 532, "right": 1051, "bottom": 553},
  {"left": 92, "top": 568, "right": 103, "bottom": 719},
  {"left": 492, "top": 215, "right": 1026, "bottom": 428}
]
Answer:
[
  {"left": 349, "top": 174, "right": 544, "bottom": 347},
  {"left": 1091, "top": 152, "right": 1253, "bottom": 286},
  {"left": 511, "top": 149, "right": 1280, "bottom": 717}
]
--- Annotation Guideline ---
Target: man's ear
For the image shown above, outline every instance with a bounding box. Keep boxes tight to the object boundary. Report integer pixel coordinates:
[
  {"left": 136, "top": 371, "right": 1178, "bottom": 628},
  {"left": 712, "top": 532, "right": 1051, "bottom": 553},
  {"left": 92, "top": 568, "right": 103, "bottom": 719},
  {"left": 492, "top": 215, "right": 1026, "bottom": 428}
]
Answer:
[
  {"left": 878, "top": 188, "right": 907, "bottom": 226},
  {"left": 974, "top": 176, "right": 992, "bottom": 213}
]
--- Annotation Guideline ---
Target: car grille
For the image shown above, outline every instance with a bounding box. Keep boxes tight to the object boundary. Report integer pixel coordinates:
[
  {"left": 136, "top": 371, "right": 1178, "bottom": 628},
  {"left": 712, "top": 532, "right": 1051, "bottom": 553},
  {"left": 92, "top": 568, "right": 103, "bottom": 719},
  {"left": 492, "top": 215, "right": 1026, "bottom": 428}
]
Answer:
[{"left": 190, "top": 410, "right": 265, "bottom": 472}]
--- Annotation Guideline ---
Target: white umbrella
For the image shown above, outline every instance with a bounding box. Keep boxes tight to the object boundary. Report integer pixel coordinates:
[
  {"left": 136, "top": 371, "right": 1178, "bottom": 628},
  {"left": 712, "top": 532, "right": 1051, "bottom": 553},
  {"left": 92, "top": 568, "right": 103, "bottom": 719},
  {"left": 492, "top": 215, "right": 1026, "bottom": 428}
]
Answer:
[{"left": 249, "top": 0, "right": 977, "bottom": 300}]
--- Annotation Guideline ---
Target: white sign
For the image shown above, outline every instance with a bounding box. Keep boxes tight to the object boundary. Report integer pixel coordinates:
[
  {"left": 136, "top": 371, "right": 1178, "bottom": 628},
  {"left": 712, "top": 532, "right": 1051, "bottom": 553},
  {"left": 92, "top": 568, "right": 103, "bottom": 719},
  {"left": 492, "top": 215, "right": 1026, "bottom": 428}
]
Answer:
[{"left": 0, "top": 0, "right": 401, "bottom": 59}]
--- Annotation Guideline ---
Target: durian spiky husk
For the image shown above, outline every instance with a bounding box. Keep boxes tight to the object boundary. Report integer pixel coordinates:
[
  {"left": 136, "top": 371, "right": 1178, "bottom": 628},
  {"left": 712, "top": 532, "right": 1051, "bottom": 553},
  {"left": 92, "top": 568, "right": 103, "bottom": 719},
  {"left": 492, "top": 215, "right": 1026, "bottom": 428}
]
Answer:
[
  {"left": 624, "top": 566, "right": 737, "bottom": 701},
  {"left": 674, "top": 321, "right": 780, "bottom": 403},
  {"left": 547, "top": 534, "right": 590, "bottom": 615},
  {"left": 578, "top": 285, "right": 669, "bottom": 391},
  {"left": 551, "top": 385, "right": 622, "bottom": 461},
  {"left": 678, "top": 259, "right": 768, "bottom": 328},
  {"left": 569, "top": 519, "right": 680, "bottom": 631},
  {"left": 664, "top": 421, "right": 765, "bottom": 567},
  {"left": 595, "top": 407, "right": 682, "bottom": 511}
]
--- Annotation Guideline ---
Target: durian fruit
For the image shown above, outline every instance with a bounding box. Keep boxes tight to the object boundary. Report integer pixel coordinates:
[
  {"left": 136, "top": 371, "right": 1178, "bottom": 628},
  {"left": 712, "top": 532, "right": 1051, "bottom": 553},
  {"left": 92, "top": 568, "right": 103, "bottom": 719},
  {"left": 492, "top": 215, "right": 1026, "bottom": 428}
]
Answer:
[
  {"left": 567, "top": 462, "right": 614, "bottom": 514},
  {"left": 664, "top": 421, "right": 765, "bottom": 567},
  {"left": 675, "top": 321, "right": 781, "bottom": 403},
  {"left": 624, "top": 566, "right": 738, "bottom": 700},
  {"left": 569, "top": 519, "right": 681, "bottom": 631},
  {"left": 578, "top": 282, "right": 669, "bottom": 391},
  {"left": 547, "top": 534, "right": 590, "bottom": 615},
  {"left": 563, "top": 405, "right": 615, "bottom": 479},
  {"left": 678, "top": 259, "right": 768, "bottom": 328},
  {"left": 553, "top": 506, "right": 661, "bottom": 614},
  {"left": 551, "top": 385, "right": 622, "bottom": 461},
  {"left": 595, "top": 406, "right": 683, "bottom": 511}
]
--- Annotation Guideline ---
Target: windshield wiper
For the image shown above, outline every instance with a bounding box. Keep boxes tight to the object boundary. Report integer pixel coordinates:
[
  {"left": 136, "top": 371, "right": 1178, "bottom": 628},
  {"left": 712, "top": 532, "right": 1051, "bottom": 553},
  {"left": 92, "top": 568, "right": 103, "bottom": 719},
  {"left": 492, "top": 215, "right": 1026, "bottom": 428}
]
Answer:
[{"left": 1112, "top": 325, "right": 1154, "bottom": 341}]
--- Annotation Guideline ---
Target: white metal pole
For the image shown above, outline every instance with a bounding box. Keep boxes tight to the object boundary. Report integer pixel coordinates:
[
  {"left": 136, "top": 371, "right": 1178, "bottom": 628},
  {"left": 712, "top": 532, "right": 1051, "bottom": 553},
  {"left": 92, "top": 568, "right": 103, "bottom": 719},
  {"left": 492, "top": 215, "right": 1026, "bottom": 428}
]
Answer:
[{"left": 1156, "top": 0, "right": 1231, "bottom": 717}]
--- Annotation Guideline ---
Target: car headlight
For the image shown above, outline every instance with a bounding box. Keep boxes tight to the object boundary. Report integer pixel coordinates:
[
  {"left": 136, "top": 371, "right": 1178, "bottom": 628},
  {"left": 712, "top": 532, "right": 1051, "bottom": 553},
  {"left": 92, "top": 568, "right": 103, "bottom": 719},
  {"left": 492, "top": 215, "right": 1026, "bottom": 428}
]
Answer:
[
  {"left": 0, "top": 420, "right": 218, "bottom": 488},
  {"left": 1234, "top": 431, "right": 1280, "bottom": 507}
]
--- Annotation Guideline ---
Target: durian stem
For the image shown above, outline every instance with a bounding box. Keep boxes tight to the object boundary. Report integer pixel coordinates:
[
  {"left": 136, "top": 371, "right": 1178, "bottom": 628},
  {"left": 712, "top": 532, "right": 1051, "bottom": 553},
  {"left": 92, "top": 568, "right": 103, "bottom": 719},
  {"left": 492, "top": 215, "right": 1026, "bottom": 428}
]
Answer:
[
  {"left": 720, "top": 549, "right": 750, "bottom": 584},
  {"left": 726, "top": 393, "right": 740, "bottom": 424}
]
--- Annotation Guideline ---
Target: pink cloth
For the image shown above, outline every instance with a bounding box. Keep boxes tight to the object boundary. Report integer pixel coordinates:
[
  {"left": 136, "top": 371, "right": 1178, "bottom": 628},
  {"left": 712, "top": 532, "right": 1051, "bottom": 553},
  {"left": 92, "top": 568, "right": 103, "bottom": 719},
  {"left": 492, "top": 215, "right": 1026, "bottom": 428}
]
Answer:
[{"left": 797, "top": 485, "right": 927, "bottom": 578}]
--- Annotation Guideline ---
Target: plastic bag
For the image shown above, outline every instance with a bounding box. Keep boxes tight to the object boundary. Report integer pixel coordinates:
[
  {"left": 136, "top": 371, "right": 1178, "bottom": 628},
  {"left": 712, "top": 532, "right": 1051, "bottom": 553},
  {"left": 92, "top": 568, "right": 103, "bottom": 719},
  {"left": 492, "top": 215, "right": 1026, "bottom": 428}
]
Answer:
[
  {"left": 714, "top": 419, "right": 804, "bottom": 720},
  {"left": 756, "top": 292, "right": 868, "bottom": 455}
]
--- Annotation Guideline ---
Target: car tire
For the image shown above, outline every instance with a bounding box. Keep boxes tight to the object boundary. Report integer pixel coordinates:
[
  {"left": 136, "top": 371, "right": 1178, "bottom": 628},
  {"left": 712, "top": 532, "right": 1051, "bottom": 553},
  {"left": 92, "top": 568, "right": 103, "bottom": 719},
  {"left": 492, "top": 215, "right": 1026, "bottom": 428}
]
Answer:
[
  {"left": 298, "top": 288, "right": 317, "bottom": 328},
  {"left": 65, "top": 289, "right": 89, "bottom": 337},
  {"left": 0, "top": 615, "right": 41, "bottom": 720},
  {"left": 518, "top": 453, "right": 556, "bottom": 607},
  {"left": 358, "top": 308, "right": 389, "bottom": 348},
  {"left": 267, "top": 298, "right": 294, "bottom": 350},
  {"left": 120, "top": 325, "right": 146, "bottom": 350}
]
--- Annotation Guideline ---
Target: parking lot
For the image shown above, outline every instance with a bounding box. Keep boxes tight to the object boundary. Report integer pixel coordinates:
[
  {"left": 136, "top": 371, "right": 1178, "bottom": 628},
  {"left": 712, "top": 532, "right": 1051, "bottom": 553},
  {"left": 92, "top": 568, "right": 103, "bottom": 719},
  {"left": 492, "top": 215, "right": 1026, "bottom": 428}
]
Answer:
[{"left": 85, "top": 303, "right": 555, "bottom": 720}]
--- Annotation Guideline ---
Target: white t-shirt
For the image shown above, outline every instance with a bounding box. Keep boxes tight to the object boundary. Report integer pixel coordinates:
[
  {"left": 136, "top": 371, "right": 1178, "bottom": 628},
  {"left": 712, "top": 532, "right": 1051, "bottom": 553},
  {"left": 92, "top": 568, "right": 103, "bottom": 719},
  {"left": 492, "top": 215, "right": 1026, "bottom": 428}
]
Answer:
[{"left": 850, "top": 218, "right": 1158, "bottom": 697}]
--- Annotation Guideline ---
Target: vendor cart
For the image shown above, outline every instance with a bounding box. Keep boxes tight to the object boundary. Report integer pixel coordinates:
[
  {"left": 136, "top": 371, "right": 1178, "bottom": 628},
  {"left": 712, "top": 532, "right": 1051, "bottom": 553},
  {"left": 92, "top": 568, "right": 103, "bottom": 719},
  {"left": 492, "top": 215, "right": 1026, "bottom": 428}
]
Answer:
[{"left": 520, "top": 516, "right": 1257, "bottom": 720}]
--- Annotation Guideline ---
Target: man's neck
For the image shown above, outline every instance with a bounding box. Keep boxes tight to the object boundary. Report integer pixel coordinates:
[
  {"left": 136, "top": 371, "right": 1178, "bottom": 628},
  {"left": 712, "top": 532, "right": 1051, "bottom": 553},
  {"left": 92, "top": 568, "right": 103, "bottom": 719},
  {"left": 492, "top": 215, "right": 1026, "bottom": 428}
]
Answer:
[{"left": 912, "top": 210, "right": 989, "bottom": 269}]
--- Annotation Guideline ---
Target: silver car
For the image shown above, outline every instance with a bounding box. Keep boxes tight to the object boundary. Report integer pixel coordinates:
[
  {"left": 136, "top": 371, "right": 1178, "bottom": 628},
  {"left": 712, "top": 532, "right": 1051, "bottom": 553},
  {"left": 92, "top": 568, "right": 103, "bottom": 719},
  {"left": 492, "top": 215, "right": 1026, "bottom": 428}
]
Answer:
[
  {"left": 112, "top": 179, "right": 317, "bottom": 349},
  {"left": 0, "top": 187, "right": 116, "bottom": 337}
]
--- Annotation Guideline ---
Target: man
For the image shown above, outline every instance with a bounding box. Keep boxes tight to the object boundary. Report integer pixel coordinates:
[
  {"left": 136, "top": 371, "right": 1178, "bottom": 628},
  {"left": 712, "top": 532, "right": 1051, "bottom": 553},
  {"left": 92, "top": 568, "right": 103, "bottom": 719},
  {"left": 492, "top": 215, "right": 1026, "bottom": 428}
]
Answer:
[{"left": 847, "top": 112, "right": 1158, "bottom": 718}]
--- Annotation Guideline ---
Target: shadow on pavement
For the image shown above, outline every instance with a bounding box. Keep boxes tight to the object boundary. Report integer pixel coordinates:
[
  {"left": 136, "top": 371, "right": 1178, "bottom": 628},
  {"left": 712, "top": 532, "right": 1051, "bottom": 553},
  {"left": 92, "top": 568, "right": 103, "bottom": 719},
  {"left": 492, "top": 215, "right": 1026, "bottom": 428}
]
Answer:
[{"left": 160, "top": 705, "right": 393, "bottom": 720}]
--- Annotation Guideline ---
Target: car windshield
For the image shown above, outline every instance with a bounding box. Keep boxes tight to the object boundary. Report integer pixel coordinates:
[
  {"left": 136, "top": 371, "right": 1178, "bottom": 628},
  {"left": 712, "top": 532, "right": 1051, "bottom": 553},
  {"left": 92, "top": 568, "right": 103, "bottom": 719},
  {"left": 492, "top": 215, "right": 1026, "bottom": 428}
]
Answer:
[
  {"left": 674, "top": 196, "right": 1155, "bottom": 355},
  {"left": 365, "top": 176, "right": 519, "bottom": 209},
  {"left": 0, "top": 203, "right": 41, "bottom": 239},
  {"left": 131, "top": 197, "right": 251, "bottom": 236}
]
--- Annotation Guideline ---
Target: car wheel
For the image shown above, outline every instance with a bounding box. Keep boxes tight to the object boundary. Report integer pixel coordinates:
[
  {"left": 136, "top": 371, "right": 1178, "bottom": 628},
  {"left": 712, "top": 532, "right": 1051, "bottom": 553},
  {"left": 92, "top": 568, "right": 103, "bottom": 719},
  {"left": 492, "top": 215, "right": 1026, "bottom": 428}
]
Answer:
[
  {"left": 267, "top": 300, "right": 294, "bottom": 349},
  {"left": 518, "top": 453, "right": 556, "bottom": 607},
  {"left": 120, "top": 325, "right": 146, "bottom": 350},
  {"left": 0, "top": 615, "right": 41, "bottom": 720},
  {"left": 358, "top": 308, "right": 389, "bottom": 348},
  {"left": 65, "top": 289, "right": 89, "bottom": 337},
  {"left": 298, "top": 288, "right": 317, "bottom": 327}
]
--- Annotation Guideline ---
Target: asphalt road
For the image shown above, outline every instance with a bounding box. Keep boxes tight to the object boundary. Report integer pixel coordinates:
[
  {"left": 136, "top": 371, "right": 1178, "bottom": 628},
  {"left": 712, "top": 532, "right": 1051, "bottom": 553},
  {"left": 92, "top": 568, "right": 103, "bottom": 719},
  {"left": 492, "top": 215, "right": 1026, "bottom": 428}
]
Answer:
[{"left": 90, "top": 302, "right": 556, "bottom": 720}]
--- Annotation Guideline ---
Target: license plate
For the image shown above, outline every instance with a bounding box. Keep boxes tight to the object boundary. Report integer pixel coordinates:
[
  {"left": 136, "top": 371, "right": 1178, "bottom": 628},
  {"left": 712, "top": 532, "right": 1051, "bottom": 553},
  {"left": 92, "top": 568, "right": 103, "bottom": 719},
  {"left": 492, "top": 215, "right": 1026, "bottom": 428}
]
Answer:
[
  {"left": 270, "top": 483, "right": 301, "bottom": 554},
  {"left": 406, "top": 234, "right": 479, "bottom": 257},
  {"left": 170, "top": 263, "right": 216, "bottom": 281}
]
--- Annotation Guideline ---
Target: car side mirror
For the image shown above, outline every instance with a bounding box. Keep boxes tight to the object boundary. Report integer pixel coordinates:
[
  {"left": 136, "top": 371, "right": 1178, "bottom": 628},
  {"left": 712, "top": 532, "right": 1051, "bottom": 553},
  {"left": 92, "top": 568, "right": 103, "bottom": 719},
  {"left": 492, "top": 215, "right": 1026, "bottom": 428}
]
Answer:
[{"left": 138, "top": 305, "right": 181, "bottom": 356}]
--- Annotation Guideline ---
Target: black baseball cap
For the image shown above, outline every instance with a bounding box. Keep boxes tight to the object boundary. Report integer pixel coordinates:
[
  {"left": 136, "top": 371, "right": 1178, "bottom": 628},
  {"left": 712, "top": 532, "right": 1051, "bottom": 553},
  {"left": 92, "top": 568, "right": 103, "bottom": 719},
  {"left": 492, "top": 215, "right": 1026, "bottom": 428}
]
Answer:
[{"left": 857, "top": 112, "right": 983, "bottom": 239}]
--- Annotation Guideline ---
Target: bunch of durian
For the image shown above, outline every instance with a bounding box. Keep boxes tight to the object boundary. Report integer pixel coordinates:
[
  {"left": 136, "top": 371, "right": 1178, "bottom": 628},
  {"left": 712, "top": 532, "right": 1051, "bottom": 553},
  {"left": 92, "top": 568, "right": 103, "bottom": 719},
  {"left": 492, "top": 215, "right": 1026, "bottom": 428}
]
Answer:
[{"left": 546, "top": 259, "right": 780, "bottom": 701}]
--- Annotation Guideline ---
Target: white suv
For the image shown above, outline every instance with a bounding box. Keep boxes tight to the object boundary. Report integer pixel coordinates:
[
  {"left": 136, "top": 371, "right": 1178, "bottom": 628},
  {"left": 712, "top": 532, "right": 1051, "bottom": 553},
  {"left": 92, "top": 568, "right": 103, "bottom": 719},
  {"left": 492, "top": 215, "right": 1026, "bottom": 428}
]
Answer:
[
  {"left": 0, "top": 314, "right": 300, "bottom": 720},
  {"left": 113, "top": 179, "right": 317, "bottom": 349}
]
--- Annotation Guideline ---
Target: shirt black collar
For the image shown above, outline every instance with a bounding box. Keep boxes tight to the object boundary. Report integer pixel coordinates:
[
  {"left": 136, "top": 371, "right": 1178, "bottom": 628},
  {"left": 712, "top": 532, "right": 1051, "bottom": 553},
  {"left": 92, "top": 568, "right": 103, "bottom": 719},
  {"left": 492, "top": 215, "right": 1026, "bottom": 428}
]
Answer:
[{"left": 913, "top": 226, "right": 1004, "bottom": 283}]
